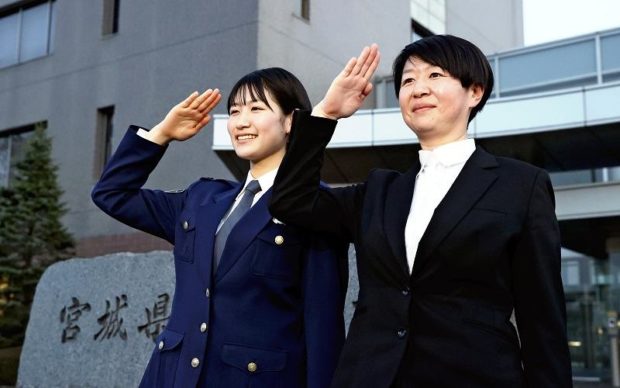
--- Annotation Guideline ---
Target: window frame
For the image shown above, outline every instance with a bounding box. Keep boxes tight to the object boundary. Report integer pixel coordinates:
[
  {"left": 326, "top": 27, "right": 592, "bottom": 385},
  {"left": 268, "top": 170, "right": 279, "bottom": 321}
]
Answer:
[
  {"left": 93, "top": 106, "right": 115, "bottom": 179},
  {"left": 0, "top": 123, "right": 39, "bottom": 188},
  {"left": 0, "top": 0, "right": 54, "bottom": 69},
  {"left": 102, "top": 0, "right": 120, "bottom": 36}
]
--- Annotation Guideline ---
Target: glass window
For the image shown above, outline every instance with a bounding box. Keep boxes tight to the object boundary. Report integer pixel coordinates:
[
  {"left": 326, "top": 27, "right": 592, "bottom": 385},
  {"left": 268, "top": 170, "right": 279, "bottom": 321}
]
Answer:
[
  {"left": 601, "top": 33, "right": 620, "bottom": 74},
  {"left": 0, "top": 137, "right": 9, "bottom": 187},
  {"left": 8, "top": 131, "right": 34, "bottom": 184},
  {"left": 102, "top": 0, "right": 120, "bottom": 35},
  {"left": 0, "top": 12, "right": 19, "bottom": 68},
  {"left": 295, "top": 0, "right": 309, "bottom": 20},
  {"left": 93, "top": 106, "right": 115, "bottom": 178},
  {"left": 384, "top": 79, "right": 399, "bottom": 108},
  {"left": 499, "top": 40, "right": 597, "bottom": 95},
  {"left": 49, "top": 1, "right": 56, "bottom": 53},
  {"left": 20, "top": 3, "right": 50, "bottom": 62},
  {"left": 0, "top": 1, "right": 54, "bottom": 69},
  {"left": 0, "top": 128, "right": 36, "bottom": 188}
]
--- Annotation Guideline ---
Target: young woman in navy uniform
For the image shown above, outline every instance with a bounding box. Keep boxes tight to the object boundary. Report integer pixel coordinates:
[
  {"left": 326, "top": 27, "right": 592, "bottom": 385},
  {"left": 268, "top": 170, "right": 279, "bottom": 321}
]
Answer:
[{"left": 92, "top": 68, "right": 347, "bottom": 388}]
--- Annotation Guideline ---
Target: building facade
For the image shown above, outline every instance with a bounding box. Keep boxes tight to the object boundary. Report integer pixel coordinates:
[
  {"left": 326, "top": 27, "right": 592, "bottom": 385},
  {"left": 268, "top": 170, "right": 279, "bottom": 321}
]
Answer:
[{"left": 6, "top": 0, "right": 619, "bottom": 382}]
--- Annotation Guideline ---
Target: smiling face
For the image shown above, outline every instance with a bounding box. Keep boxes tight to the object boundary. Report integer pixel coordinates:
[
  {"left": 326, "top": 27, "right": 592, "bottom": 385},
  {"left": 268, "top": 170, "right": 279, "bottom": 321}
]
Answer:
[
  {"left": 227, "top": 87, "right": 292, "bottom": 177},
  {"left": 398, "top": 56, "right": 483, "bottom": 149}
]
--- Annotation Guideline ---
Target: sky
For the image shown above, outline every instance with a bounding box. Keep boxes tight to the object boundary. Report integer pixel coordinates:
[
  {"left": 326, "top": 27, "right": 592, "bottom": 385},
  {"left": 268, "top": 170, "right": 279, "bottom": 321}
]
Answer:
[{"left": 523, "top": 0, "right": 620, "bottom": 46}]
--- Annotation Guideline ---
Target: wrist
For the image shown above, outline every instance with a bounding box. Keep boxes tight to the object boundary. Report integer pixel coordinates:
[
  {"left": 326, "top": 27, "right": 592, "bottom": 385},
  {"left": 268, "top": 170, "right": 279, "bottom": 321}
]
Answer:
[
  {"left": 145, "top": 123, "right": 173, "bottom": 145},
  {"left": 311, "top": 101, "right": 339, "bottom": 121}
]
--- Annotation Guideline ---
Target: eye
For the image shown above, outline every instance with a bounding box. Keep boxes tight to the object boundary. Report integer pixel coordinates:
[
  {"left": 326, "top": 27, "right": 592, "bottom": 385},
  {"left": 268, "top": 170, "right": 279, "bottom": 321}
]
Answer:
[
  {"left": 229, "top": 108, "right": 239, "bottom": 115},
  {"left": 429, "top": 72, "right": 443, "bottom": 79},
  {"left": 251, "top": 106, "right": 263, "bottom": 111},
  {"left": 401, "top": 77, "right": 414, "bottom": 86}
]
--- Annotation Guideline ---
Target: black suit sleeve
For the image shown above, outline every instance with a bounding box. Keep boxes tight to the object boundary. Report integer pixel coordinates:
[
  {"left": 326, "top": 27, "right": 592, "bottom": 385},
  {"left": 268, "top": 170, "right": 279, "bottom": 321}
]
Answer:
[
  {"left": 270, "top": 111, "right": 365, "bottom": 243},
  {"left": 511, "top": 170, "right": 573, "bottom": 386}
]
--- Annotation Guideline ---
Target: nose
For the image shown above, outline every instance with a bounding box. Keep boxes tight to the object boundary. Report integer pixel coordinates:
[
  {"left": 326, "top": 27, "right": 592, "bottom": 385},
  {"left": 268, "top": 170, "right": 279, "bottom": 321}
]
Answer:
[
  {"left": 411, "top": 79, "right": 429, "bottom": 98},
  {"left": 235, "top": 110, "right": 250, "bottom": 129}
]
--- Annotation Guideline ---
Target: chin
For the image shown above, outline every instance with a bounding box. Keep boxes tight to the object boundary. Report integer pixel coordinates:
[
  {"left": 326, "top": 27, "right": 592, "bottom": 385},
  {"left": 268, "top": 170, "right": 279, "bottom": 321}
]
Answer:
[{"left": 233, "top": 148, "right": 253, "bottom": 161}]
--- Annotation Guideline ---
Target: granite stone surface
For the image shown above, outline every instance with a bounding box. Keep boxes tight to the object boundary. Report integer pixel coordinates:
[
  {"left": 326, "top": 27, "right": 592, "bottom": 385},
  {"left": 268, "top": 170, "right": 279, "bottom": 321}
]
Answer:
[
  {"left": 18, "top": 251, "right": 175, "bottom": 388},
  {"left": 17, "top": 248, "right": 360, "bottom": 387}
]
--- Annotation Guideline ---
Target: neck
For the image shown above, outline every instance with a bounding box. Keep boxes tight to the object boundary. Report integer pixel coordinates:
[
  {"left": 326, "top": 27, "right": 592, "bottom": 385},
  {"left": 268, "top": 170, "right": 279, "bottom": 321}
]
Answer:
[
  {"left": 249, "top": 150, "right": 284, "bottom": 178},
  {"left": 419, "top": 132, "right": 467, "bottom": 151}
]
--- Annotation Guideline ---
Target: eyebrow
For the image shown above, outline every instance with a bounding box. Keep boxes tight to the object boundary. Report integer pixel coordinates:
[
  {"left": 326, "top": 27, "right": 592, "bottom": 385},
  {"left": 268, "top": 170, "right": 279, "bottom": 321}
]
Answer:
[{"left": 230, "top": 97, "right": 260, "bottom": 106}]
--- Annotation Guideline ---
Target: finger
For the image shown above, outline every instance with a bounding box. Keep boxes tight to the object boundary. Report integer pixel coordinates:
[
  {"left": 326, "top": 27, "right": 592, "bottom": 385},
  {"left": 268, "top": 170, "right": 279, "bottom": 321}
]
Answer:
[
  {"left": 198, "top": 89, "right": 221, "bottom": 112},
  {"left": 181, "top": 91, "right": 200, "bottom": 108},
  {"left": 190, "top": 89, "right": 213, "bottom": 109},
  {"left": 195, "top": 114, "right": 212, "bottom": 130},
  {"left": 362, "top": 82, "right": 373, "bottom": 97},
  {"left": 359, "top": 44, "right": 379, "bottom": 79},
  {"left": 339, "top": 57, "right": 357, "bottom": 77},
  {"left": 351, "top": 46, "right": 370, "bottom": 75},
  {"left": 363, "top": 49, "right": 381, "bottom": 81},
  {"left": 205, "top": 93, "right": 222, "bottom": 112}
]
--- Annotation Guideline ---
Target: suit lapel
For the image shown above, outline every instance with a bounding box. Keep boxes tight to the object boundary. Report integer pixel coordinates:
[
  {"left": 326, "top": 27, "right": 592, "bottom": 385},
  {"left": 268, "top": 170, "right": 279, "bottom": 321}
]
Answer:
[
  {"left": 214, "top": 189, "right": 273, "bottom": 282},
  {"left": 194, "top": 185, "right": 241, "bottom": 285},
  {"left": 412, "top": 147, "right": 498, "bottom": 277},
  {"left": 384, "top": 162, "right": 420, "bottom": 277}
]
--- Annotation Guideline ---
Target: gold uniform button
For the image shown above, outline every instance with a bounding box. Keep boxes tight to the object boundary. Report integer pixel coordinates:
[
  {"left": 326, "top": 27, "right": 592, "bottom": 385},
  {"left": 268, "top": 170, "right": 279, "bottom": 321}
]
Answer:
[
  {"left": 247, "top": 362, "right": 258, "bottom": 373},
  {"left": 274, "top": 235, "right": 284, "bottom": 245},
  {"left": 182, "top": 220, "right": 189, "bottom": 230},
  {"left": 200, "top": 322, "right": 208, "bottom": 333},
  {"left": 191, "top": 357, "right": 200, "bottom": 368},
  {"left": 158, "top": 340, "right": 164, "bottom": 350}
]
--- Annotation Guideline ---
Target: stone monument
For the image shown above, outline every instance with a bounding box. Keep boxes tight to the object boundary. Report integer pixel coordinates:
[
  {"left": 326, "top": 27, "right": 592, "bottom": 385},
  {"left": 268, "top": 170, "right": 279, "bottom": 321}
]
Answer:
[
  {"left": 18, "top": 251, "right": 175, "bottom": 388},
  {"left": 17, "top": 247, "right": 360, "bottom": 387}
]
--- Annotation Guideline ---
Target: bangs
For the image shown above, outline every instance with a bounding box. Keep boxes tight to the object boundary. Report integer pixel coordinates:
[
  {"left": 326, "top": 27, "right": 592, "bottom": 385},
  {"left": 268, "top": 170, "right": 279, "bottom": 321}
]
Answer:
[{"left": 227, "top": 75, "right": 273, "bottom": 113}]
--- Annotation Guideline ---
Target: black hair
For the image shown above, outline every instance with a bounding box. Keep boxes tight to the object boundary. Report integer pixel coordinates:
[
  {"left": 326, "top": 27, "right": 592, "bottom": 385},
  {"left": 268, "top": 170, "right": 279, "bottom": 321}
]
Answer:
[
  {"left": 227, "top": 67, "right": 311, "bottom": 115},
  {"left": 392, "top": 35, "right": 494, "bottom": 122}
]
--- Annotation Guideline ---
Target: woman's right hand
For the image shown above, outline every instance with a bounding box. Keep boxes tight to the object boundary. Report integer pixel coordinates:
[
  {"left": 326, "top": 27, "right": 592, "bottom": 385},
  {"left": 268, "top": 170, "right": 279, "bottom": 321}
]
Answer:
[
  {"left": 313, "top": 44, "right": 380, "bottom": 120},
  {"left": 145, "top": 88, "right": 222, "bottom": 145}
]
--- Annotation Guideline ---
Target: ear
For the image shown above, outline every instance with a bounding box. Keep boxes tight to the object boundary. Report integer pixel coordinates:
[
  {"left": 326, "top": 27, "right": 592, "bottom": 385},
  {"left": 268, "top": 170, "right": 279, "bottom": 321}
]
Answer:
[
  {"left": 284, "top": 112, "right": 294, "bottom": 135},
  {"left": 468, "top": 83, "right": 484, "bottom": 109}
]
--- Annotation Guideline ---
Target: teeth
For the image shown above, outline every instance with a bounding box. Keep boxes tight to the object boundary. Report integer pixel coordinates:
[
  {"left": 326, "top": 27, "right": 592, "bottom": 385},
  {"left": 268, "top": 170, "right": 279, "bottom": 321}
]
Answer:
[{"left": 237, "top": 135, "right": 257, "bottom": 140}]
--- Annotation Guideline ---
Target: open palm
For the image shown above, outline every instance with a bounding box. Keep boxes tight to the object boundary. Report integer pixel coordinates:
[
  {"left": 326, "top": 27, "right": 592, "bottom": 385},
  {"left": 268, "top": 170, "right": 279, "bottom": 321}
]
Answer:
[
  {"left": 149, "top": 89, "right": 221, "bottom": 144},
  {"left": 316, "top": 44, "right": 380, "bottom": 119}
]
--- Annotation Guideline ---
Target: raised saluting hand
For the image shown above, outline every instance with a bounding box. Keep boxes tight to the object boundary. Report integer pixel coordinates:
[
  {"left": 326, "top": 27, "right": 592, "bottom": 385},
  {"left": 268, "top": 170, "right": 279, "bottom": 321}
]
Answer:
[
  {"left": 313, "top": 44, "right": 380, "bottom": 120},
  {"left": 145, "top": 88, "right": 222, "bottom": 145}
]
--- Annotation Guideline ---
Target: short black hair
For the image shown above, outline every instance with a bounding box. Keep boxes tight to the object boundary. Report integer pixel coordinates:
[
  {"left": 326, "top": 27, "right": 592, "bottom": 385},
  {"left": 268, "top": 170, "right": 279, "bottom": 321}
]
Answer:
[
  {"left": 227, "top": 67, "right": 311, "bottom": 115},
  {"left": 392, "top": 35, "right": 494, "bottom": 122}
]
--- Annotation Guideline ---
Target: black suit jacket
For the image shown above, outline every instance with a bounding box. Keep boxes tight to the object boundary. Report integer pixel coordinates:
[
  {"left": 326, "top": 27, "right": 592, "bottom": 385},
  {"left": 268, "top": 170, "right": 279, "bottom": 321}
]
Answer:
[{"left": 270, "top": 111, "right": 572, "bottom": 388}]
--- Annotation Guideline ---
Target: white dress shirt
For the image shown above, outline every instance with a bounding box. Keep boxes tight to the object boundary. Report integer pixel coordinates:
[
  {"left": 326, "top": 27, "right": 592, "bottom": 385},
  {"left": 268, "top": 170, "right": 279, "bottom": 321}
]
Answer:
[{"left": 404, "top": 139, "right": 476, "bottom": 273}]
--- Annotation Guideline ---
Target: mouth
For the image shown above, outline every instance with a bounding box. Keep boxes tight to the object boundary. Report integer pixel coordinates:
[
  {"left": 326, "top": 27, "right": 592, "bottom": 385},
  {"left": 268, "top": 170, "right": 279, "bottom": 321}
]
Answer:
[
  {"left": 412, "top": 105, "right": 435, "bottom": 113},
  {"left": 236, "top": 134, "right": 257, "bottom": 141}
]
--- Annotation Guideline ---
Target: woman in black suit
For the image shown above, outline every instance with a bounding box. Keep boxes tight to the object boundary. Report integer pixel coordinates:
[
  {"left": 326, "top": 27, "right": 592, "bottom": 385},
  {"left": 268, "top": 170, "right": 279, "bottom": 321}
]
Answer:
[{"left": 270, "top": 36, "right": 572, "bottom": 387}]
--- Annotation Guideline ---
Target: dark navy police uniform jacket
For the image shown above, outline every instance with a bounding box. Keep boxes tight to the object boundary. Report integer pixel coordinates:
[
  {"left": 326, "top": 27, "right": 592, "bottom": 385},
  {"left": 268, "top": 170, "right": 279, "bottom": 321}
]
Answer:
[{"left": 92, "top": 126, "right": 348, "bottom": 388}]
